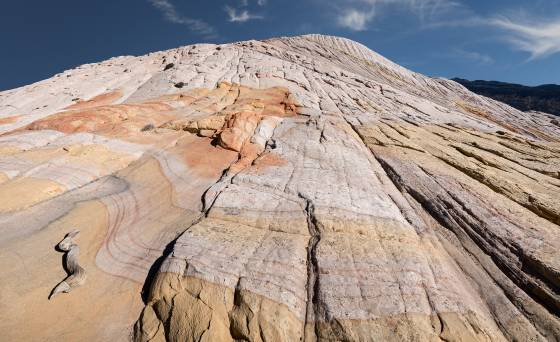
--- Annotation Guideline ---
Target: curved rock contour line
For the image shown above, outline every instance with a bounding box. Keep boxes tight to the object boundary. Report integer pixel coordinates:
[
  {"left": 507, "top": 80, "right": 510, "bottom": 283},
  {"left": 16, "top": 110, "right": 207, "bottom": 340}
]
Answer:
[{"left": 0, "top": 35, "right": 559, "bottom": 341}]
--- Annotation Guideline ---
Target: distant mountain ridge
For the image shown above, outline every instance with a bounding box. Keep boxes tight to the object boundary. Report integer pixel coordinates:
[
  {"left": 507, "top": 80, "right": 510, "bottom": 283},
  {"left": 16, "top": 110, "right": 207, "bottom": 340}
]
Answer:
[{"left": 453, "top": 78, "right": 560, "bottom": 116}]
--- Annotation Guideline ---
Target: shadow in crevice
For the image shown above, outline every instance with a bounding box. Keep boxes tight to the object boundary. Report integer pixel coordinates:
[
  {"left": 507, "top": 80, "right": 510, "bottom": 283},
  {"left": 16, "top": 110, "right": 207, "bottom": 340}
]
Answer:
[
  {"left": 54, "top": 244, "right": 72, "bottom": 276},
  {"left": 140, "top": 239, "right": 176, "bottom": 304},
  {"left": 49, "top": 232, "right": 78, "bottom": 300}
]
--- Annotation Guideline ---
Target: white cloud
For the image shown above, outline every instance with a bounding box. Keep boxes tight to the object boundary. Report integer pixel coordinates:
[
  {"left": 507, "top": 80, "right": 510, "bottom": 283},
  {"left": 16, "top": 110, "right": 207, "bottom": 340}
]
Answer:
[
  {"left": 338, "top": 9, "right": 375, "bottom": 31},
  {"left": 428, "top": 12, "right": 560, "bottom": 60},
  {"left": 257, "top": 0, "right": 267, "bottom": 6},
  {"left": 490, "top": 17, "right": 560, "bottom": 59},
  {"left": 336, "top": 0, "right": 460, "bottom": 31},
  {"left": 148, "top": 0, "right": 216, "bottom": 37},
  {"left": 225, "top": 6, "right": 263, "bottom": 23}
]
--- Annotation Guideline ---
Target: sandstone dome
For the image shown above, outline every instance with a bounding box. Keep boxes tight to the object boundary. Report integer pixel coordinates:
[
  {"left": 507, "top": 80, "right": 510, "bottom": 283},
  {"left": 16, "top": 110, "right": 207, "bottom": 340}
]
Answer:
[{"left": 0, "top": 34, "right": 559, "bottom": 341}]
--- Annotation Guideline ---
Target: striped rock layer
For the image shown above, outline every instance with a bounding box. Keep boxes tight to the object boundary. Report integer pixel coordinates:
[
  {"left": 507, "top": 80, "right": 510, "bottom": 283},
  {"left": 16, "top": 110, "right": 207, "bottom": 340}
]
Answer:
[{"left": 0, "top": 35, "right": 559, "bottom": 341}]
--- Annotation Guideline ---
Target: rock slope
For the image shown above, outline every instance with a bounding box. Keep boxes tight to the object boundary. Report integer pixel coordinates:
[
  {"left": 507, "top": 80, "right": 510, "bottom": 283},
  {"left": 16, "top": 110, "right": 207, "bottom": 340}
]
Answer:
[{"left": 0, "top": 34, "right": 559, "bottom": 341}]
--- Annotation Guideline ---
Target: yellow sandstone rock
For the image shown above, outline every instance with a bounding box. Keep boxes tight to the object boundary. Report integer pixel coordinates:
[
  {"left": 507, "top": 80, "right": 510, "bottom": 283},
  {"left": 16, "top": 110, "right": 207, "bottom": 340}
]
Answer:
[{"left": 0, "top": 35, "right": 558, "bottom": 341}]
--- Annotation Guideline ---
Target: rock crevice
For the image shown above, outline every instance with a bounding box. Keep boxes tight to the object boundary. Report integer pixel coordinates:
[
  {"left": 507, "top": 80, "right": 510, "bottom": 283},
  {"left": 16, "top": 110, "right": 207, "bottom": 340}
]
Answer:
[{"left": 1, "top": 34, "right": 559, "bottom": 341}]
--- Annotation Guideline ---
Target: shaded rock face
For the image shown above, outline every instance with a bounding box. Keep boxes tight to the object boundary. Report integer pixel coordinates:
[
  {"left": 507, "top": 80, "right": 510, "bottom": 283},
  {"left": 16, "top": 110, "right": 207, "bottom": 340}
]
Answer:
[{"left": 0, "top": 35, "right": 559, "bottom": 341}]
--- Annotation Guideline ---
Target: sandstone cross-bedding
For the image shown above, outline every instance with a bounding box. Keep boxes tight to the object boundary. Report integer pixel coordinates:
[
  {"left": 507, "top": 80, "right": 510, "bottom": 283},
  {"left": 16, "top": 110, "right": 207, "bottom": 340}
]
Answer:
[{"left": 0, "top": 35, "right": 559, "bottom": 341}]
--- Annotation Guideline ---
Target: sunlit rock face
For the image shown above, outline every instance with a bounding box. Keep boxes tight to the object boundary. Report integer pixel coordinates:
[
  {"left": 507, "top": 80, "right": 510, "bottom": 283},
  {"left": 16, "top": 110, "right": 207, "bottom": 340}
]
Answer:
[{"left": 0, "top": 34, "right": 559, "bottom": 342}]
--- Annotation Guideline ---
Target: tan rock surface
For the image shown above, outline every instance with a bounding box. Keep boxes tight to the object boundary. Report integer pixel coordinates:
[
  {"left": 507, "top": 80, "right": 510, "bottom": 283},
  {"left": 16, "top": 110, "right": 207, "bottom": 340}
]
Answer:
[{"left": 0, "top": 34, "right": 559, "bottom": 341}]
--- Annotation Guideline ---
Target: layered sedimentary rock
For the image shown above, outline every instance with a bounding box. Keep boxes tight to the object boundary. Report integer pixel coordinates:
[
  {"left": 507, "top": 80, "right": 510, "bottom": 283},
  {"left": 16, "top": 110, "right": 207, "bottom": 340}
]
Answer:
[{"left": 0, "top": 35, "right": 559, "bottom": 341}]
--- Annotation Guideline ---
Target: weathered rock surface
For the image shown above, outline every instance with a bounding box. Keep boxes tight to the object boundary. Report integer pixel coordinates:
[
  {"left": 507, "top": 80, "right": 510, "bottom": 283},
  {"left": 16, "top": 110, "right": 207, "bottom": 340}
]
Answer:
[{"left": 0, "top": 34, "right": 559, "bottom": 341}]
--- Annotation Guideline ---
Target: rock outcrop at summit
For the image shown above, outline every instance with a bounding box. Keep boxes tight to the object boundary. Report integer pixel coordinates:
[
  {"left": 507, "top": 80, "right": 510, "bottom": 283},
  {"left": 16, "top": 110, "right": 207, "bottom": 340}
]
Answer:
[{"left": 0, "top": 34, "right": 559, "bottom": 341}]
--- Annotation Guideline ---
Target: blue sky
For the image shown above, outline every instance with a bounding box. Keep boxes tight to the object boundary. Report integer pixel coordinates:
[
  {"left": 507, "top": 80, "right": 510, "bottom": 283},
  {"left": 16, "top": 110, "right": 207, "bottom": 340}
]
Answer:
[{"left": 1, "top": 0, "right": 559, "bottom": 90}]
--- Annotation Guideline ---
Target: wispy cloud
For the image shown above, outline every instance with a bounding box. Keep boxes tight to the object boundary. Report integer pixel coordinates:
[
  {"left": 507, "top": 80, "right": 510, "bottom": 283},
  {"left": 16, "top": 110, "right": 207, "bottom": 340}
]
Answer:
[
  {"left": 338, "top": 9, "right": 375, "bottom": 31},
  {"left": 490, "top": 16, "right": 560, "bottom": 60},
  {"left": 148, "top": 0, "right": 216, "bottom": 38},
  {"left": 452, "top": 49, "right": 494, "bottom": 64},
  {"left": 240, "top": 0, "right": 267, "bottom": 6},
  {"left": 428, "top": 11, "right": 560, "bottom": 60},
  {"left": 336, "top": 0, "right": 460, "bottom": 30},
  {"left": 391, "top": 0, "right": 461, "bottom": 22},
  {"left": 225, "top": 6, "right": 263, "bottom": 23}
]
